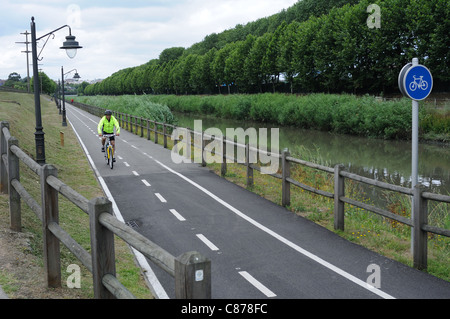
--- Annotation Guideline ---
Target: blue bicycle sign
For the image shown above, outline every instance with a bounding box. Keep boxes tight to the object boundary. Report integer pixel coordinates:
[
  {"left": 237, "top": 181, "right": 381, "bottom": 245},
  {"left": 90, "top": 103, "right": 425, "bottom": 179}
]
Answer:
[{"left": 399, "top": 63, "right": 433, "bottom": 101}]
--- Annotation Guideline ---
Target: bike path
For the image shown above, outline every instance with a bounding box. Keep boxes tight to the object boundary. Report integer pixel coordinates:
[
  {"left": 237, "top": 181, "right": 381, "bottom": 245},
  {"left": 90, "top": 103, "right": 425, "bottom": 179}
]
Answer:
[{"left": 66, "top": 103, "right": 450, "bottom": 299}]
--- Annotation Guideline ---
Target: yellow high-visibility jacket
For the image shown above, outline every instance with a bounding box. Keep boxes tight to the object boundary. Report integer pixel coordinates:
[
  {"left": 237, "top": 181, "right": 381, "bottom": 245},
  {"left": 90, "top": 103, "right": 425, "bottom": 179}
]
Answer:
[{"left": 98, "top": 116, "right": 121, "bottom": 134}]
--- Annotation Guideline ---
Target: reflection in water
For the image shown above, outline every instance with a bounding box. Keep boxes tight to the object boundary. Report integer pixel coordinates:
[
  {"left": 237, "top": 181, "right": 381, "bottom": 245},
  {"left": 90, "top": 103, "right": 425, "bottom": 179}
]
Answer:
[{"left": 174, "top": 112, "right": 449, "bottom": 196}]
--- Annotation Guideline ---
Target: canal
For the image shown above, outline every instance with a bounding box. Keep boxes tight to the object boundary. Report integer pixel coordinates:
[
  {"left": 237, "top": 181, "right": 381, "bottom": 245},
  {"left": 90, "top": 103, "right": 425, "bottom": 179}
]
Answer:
[{"left": 173, "top": 112, "right": 449, "bottom": 196}]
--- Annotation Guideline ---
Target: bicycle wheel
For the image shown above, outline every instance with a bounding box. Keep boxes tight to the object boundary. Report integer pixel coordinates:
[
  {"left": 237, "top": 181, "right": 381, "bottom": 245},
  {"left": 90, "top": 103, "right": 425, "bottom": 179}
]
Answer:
[
  {"left": 109, "top": 146, "right": 114, "bottom": 169},
  {"left": 105, "top": 142, "right": 110, "bottom": 164},
  {"left": 409, "top": 82, "right": 417, "bottom": 91},
  {"left": 420, "top": 81, "right": 428, "bottom": 91}
]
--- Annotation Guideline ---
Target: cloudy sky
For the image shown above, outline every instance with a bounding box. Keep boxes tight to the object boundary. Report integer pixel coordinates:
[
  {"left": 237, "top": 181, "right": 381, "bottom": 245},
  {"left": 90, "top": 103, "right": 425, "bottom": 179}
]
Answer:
[{"left": 0, "top": 0, "right": 298, "bottom": 82}]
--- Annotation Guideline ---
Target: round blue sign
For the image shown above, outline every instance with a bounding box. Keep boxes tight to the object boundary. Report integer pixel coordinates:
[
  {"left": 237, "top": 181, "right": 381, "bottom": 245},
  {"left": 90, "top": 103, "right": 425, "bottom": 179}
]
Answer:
[{"left": 403, "top": 65, "right": 433, "bottom": 101}]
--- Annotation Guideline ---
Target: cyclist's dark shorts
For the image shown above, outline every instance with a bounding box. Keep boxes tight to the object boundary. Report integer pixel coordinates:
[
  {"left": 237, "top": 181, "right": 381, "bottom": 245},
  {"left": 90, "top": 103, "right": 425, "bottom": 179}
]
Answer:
[{"left": 102, "top": 131, "right": 115, "bottom": 141}]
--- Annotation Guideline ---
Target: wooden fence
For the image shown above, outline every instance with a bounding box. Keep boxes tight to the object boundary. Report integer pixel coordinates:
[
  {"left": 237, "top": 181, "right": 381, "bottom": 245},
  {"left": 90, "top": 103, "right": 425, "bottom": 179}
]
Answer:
[
  {"left": 0, "top": 121, "right": 211, "bottom": 299},
  {"left": 71, "top": 100, "right": 450, "bottom": 271}
]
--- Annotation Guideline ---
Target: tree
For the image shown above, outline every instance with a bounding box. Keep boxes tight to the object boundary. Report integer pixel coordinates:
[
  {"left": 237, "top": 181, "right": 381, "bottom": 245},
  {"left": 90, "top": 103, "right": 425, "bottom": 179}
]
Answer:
[
  {"left": 262, "top": 23, "right": 286, "bottom": 93},
  {"left": 8, "top": 72, "right": 21, "bottom": 82},
  {"left": 212, "top": 44, "right": 233, "bottom": 94},
  {"left": 4, "top": 72, "right": 23, "bottom": 89},
  {"left": 279, "top": 21, "right": 300, "bottom": 93},
  {"left": 159, "top": 47, "right": 185, "bottom": 65},
  {"left": 77, "top": 81, "right": 90, "bottom": 95},
  {"left": 423, "top": 0, "right": 450, "bottom": 84},
  {"left": 245, "top": 33, "right": 271, "bottom": 93},
  {"left": 292, "top": 16, "right": 320, "bottom": 93},
  {"left": 225, "top": 35, "right": 256, "bottom": 93},
  {"left": 30, "top": 72, "right": 56, "bottom": 94}
]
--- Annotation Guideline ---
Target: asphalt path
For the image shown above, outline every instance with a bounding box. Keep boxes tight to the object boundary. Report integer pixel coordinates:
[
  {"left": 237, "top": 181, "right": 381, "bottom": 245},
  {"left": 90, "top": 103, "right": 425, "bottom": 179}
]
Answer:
[{"left": 66, "top": 103, "right": 450, "bottom": 299}]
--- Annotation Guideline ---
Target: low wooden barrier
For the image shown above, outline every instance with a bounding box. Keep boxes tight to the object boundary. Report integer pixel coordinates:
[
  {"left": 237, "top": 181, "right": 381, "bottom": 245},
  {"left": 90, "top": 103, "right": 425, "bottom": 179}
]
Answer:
[{"left": 0, "top": 121, "right": 211, "bottom": 299}]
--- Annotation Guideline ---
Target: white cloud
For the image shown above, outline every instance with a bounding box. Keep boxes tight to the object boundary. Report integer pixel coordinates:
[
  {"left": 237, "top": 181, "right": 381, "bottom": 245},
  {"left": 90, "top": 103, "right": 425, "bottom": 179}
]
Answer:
[{"left": 1, "top": 0, "right": 298, "bottom": 82}]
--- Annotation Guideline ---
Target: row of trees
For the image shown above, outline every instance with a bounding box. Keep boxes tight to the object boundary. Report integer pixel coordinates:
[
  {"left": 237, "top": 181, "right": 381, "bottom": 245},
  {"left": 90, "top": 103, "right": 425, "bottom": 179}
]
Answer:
[
  {"left": 84, "top": 0, "right": 450, "bottom": 96},
  {"left": 1, "top": 72, "right": 57, "bottom": 94}
]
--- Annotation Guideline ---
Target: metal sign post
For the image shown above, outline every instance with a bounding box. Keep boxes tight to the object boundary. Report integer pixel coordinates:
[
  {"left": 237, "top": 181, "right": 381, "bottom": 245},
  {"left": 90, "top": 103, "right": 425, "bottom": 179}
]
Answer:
[{"left": 398, "top": 57, "right": 433, "bottom": 253}]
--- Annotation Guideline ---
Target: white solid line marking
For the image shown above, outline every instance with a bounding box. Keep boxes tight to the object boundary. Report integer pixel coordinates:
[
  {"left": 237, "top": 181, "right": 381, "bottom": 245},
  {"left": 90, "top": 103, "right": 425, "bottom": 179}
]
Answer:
[
  {"left": 196, "top": 234, "right": 219, "bottom": 251},
  {"left": 132, "top": 171, "right": 140, "bottom": 176},
  {"left": 239, "top": 271, "right": 276, "bottom": 298},
  {"left": 155, "top": 193, "right": 167, "bottom": 203},
  {"left": 169, "top": 209, "right": 186, "bottom": 221},
  {"left": 142, "top": 179, "right": 151, "bottom": 187}
]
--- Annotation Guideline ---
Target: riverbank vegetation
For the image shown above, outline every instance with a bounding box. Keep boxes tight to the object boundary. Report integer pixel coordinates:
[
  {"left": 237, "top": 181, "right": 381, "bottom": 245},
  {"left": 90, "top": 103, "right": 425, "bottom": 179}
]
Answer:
[
  {"left": 74, "top": 94, "right": 450, "bottom": 142},
  {"left": 76, "top": 95, "right": 176, "bottom": 125}
]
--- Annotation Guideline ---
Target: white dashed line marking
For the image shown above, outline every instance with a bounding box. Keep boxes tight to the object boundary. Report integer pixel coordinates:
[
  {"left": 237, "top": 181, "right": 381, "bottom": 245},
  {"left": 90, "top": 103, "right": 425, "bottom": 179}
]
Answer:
[
  {"left": 169, "top": 209, "right": 186, "bottom": 221},
  {"left": 196, "top": 234, "right": 219, "bottom": 251},
  {"left": 239, "top": 271, "right": 276, "bottom": 298},
  {"left": 155, "top": 193, "right": 167, "bottom": 203},
  {"left": 142, "top": 179, "right": 151, "bottom": 187}
]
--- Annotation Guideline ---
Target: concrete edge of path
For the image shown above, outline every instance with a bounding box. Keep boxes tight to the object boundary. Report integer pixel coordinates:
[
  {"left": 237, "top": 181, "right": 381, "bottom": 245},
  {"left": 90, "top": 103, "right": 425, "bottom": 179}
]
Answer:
[{"left": 0, "top": 285, "right": 8, "bottom": 299}]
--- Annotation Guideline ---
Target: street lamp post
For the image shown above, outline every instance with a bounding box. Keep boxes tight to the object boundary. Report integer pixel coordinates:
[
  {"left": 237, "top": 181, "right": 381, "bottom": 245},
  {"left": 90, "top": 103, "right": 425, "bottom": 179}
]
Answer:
[
  {"left": 57, "top": 80, "right": 62, "bottom": 114},
  {"left": 61, "top": 67, "right": 81, "bottom": 126},
  {"left": 30, "top": 16, "right": 82, "bottom": 164}
]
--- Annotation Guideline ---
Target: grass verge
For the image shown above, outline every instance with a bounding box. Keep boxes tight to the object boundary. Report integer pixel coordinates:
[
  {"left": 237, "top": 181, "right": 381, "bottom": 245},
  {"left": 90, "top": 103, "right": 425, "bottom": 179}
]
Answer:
[{"left": 0, "top": 91, "right": 153, "bottom": 298}]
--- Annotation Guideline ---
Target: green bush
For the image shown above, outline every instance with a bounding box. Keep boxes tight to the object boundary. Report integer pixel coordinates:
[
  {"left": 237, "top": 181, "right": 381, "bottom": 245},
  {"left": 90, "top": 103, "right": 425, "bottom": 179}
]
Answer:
[{"left": 74, "top": 95, "right": 175, "bottom": 124}]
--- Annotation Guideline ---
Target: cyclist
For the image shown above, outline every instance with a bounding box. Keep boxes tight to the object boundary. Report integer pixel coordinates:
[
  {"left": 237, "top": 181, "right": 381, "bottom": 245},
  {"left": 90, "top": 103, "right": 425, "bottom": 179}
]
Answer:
[{"left": 98, "top": 110, "right": 121, "bottom": 162}]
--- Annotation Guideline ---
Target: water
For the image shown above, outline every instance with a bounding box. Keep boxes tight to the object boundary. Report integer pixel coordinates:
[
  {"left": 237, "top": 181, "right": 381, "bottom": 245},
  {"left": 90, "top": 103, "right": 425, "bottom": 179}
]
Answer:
[{"left": 173, "top": 112, "right": 450, "bottom": 196}]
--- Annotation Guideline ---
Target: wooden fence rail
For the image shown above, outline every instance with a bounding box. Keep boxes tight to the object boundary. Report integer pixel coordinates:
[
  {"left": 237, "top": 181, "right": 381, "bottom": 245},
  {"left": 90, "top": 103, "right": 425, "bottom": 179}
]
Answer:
[
  {"left": 0, "top": 120, "right": 211, "bottom": 299},
  {"left": 70, "top": 100, "right": 450, "bottom": 271}
]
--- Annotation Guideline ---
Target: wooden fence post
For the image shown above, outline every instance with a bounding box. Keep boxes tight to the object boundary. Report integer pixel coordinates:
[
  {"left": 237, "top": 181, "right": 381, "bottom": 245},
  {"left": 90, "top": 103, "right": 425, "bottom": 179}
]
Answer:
[
  {"left": 201, "top": 131, "right": 206, "bottom": 167},
  {"left": 246, "top": 143, "right": 254, "bottom": 187},
  {"left": 154, "top": 122, "right": 158, "bottom": 144},
  {"left": 140, "top": 117, "right": 144, "bottom": 138},
  {"left": 221, "top": 136, "right": 227, "bottom": 177},
  {"left": 40, "top": 164, "right": 61, "bottom": 288},
  {"left": 175, "top": 251, "right": 211, "bottom": 299},
  {"left": 334, "top": 164, "right": 345, "bottom": 231},
  {"left": 8, "top": 137, "right": 21, "bottom": 232},
  {"left": 1, "top": 121, "right": 9, "bottom": 194},
  {"left": 413, "top": 186, "right": 428, "bottom": 270},
  {"left": 135, "top": 116, "right": 138, "bottom": 135},
  {"left": 163, "top": 123, "right": 168, "bottom": 149},
  {"left": 147, "top": 119, "right": 150, "bottom": 140},
  {"left": 282, "top": 148, "right": 290, "bottom": 207},
  {"left": 89, "top": 197, "right": 116, "bottom": 299}
]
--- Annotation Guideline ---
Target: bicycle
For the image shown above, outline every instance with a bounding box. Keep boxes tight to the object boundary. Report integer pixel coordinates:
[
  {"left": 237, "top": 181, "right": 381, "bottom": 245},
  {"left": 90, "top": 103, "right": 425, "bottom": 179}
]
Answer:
[
  {"left": 103, "top": 134, "right": 115, "bottom": 169},
  {"left": 409, "top": 75, "right": 428, "bottom": 91}
]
